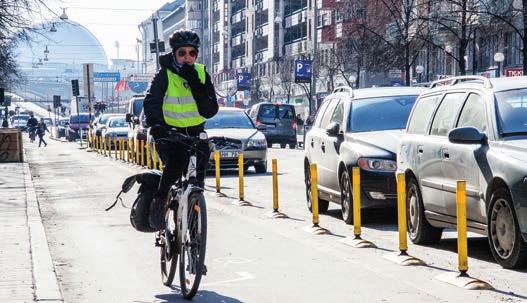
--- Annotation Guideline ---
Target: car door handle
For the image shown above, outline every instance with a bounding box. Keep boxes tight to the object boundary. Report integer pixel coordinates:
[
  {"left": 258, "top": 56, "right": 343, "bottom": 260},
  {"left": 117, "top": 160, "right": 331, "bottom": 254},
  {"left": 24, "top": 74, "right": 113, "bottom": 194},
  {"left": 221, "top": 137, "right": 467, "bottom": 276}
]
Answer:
[
  {"left": 417, "top": 145, "right": 424, "bottom": 155},
  {"left": 321, "top": 142, "right": 326, "bottom": 152},
  {"left": 442, "top": 148, "right": 450, "bottom": 159}
]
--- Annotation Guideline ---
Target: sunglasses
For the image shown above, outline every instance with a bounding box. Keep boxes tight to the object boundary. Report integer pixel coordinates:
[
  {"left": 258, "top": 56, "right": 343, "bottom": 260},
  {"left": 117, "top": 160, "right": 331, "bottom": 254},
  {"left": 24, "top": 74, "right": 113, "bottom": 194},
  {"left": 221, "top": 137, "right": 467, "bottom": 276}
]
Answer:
[{"left": 176, "top": 49, "right": 197, "bottom": 58}]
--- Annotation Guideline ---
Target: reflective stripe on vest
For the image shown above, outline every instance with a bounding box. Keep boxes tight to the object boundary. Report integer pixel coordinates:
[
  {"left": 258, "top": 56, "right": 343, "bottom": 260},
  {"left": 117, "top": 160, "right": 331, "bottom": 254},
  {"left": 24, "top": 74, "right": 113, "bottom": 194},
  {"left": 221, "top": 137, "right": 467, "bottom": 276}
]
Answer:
[{"left": 163, "top": 63, "right": 206, "bottom": 128}]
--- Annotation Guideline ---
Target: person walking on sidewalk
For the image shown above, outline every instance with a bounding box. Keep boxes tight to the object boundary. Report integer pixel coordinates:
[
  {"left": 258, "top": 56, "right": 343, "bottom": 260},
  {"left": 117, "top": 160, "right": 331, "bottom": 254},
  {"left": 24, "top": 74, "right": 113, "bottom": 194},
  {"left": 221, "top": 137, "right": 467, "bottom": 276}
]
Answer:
[
  {"left": 36, "top": 118, "right": 50, "bottom": 147},
  {"left": 26, "top": 113, "right": 38, "bottom": 142}
]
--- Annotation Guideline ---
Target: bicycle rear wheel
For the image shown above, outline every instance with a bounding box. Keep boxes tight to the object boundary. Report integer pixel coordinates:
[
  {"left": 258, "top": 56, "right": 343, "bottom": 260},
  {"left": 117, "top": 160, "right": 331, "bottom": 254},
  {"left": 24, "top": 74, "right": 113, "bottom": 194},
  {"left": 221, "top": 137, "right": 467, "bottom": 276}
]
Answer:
[
  {"left": 179, "top": 192, "right": 207, "bottom": 299},
  {"left": 160, "top": 208, "right": 178, "bottom": 286}
]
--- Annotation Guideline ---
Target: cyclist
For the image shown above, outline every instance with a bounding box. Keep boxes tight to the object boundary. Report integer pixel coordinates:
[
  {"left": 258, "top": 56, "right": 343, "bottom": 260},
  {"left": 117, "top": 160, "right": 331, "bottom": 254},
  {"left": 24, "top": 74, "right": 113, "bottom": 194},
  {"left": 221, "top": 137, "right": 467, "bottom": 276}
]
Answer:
[
  {"left": 144, "top": 29, "right": 218, "bottom": 230},
  {"left": 26, "top": 113, "right": 38, "bottom": 142}
]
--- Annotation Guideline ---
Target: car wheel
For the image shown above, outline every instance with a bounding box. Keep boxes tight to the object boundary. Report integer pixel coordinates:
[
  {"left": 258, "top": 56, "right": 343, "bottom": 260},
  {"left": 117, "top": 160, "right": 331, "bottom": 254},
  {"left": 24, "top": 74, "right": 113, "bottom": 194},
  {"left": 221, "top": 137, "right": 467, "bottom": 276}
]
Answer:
[
  {"left": 280, "top": 143, "right": 286, "bottom": 148},
  {"left": 289, "top": 142, "right": 296, "bottom": 149},
  {"left": 304, "top": 162, "right": 329, "bottom": 213},
  {"left": 488, "top": 188, "right": 527, "bottom": 269},
  {"left": 254, "top": 162, "right": 267, "bottom": 174},
  {"left": 339, "top": 169, "right": 353, "bottom": 225},
  {"left": 406, "top": 177, "right": 442, "bottom": 244}
]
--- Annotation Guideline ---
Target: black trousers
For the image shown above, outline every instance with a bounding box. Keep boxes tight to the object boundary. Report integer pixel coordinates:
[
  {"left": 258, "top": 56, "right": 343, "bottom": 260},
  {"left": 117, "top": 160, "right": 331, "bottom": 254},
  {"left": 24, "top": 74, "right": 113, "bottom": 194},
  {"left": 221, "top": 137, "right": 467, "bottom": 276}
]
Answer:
[
  {"left": 38, "top": 134, "right": 47, "bottom": 147},
  {"left": 155, "top": 139, "right": 210, "bottom": 200}
]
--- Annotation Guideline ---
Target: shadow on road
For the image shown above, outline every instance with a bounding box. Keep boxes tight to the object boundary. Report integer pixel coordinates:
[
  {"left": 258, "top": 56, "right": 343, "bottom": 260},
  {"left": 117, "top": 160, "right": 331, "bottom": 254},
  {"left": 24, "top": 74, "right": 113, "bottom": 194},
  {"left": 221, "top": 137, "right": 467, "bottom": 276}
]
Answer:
[
  {"left": 156, "top": 288, "right": 244, "bottom": 303},
  {"left": 323, "top": 208, "right": 398, "bottom": 232}
]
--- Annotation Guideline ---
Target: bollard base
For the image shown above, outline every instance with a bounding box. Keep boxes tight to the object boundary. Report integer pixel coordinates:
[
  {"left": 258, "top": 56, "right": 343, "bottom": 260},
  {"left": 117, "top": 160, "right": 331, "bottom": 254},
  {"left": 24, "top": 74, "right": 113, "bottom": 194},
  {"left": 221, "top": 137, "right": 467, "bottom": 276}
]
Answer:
[
  {"left": 340, "top": 236, "right": 377, "bottom": 248},
  {"left": 435, "top": 272, "right": 493, "bottom": 290},
  {"left": 232, "top": 200, "right": 252, "bottom": 207},
  {"left": 215, "top": 192, "right": 226, "bottom": 197},
  {"left": 266, "top": 211, "right": 288, "bottom": 219},
  {"left": 303, "top": 224, "right": 330, "bottom": 235},
  {"left": 383, "top": 252, "right": 426, "bottom": 266}
]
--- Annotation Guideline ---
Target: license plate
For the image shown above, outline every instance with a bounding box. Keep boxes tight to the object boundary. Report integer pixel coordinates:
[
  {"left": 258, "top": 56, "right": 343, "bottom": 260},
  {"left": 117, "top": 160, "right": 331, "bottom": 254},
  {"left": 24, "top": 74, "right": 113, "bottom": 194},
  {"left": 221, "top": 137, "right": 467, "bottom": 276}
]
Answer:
[{"left": 220, "top": 151, "right": 239, "bottom": 158}]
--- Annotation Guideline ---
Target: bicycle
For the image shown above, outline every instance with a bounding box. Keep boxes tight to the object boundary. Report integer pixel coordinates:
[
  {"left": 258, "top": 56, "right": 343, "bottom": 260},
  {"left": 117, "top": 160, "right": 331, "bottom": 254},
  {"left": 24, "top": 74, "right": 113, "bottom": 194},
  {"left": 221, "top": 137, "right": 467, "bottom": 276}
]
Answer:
[
  {"left": 28, "top": 126, "right": 36, "bottom": 143},
  {"left": 155, "top": 130, "right": 240, "bottom": 299}
]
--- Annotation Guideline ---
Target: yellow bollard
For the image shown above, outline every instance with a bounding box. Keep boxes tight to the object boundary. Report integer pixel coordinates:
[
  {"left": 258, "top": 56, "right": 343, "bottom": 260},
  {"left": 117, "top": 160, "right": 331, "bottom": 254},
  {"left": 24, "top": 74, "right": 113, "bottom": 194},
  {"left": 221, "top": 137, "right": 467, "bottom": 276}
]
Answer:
[
  {"left": 310, "top": 163, "right": 319, "bottom": 226},
  {"left": 103, "top": 137, "right": 107, "bottom": 156},
  {"left": 397, "top": 173, "right": 408, "bottom": 253},
  {"left": 457, "top": 180, "right": 468, "bottom": 273},
  {"left": 128, "top": 139, "right": 132, "bottom": 163},
  {"left": 120, "top": 139, "right": 124, "bottom": 160},
  {"left": 272, "top": 159, "right": 279, "bottom": 211},
  {"left": 94, "top": 136, "right": 98, "bottom": 153},
  {"left": 114, "top": 139, "right": 118, "bottom": 159},
  {"left": 153, "top": 144, "right": 158, "bottom": 170},
  {"left": 214, "top": 150, "right": 220, "bottom": 193},
  {"left": 135, "top": 139, "right": 139, "bottom": 164},
  {"left": 238, "top": 153, "right": 244, "bottom": 201},
  {"left": 352, "top": 167, "right": 362, "bottom": 238},
  {"left": 146, "top": 143, "right": 151, "bottom": 168},
  {"left": 140, "top": 140, "right": 145, "bottom": 167}
]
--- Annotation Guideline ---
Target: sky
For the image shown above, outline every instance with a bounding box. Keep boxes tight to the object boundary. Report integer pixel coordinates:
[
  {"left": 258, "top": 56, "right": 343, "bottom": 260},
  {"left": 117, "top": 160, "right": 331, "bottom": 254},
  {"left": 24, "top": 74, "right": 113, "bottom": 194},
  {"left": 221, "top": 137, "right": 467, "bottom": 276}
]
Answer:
[{"left": 41, "top": 0, "right": 170, "bottom": 60}]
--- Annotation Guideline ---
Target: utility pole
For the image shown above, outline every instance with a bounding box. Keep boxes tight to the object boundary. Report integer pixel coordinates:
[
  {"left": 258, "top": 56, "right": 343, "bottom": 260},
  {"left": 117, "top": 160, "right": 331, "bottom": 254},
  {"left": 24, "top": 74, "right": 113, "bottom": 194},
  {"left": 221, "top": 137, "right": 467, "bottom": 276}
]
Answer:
[
  {"left": 309, "top": 0, "right": 318, "bottom": 117},
  {"left": 152, "top": 14, "right": 161, "bottom": 71}
]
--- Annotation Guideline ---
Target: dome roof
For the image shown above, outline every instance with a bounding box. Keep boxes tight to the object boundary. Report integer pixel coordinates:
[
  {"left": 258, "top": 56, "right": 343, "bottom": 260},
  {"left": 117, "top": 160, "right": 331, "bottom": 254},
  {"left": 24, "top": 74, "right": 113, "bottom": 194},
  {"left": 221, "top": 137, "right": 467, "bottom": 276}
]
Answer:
[{"left": 16, "top": 20, "right": 108, "bottom": 67}]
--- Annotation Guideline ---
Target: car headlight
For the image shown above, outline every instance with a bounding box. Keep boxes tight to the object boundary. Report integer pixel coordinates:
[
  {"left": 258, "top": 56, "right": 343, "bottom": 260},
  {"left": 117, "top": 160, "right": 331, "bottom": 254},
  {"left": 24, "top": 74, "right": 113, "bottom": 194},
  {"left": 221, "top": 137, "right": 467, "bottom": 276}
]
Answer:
[
  {"left": 246, "top": 138, "right": 267, "bottom": 148},
  {"left": 357, "top": 157, "right": 397, "bottom": 172}
]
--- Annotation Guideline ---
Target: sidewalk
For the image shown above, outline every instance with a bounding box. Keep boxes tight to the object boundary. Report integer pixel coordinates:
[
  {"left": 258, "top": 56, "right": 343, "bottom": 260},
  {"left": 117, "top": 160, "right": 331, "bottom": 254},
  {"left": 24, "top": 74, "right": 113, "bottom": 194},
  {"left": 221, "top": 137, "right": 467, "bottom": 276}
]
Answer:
[{"left": 0, "top": 161, "right": 63, "bottom": 302}]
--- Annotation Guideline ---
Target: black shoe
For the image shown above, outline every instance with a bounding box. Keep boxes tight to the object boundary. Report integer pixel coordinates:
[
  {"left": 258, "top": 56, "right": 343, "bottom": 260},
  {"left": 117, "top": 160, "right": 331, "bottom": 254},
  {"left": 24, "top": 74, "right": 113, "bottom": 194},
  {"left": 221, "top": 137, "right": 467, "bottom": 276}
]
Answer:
[{"left": 149, "top": 197, "right": 167, "bottom": 230}]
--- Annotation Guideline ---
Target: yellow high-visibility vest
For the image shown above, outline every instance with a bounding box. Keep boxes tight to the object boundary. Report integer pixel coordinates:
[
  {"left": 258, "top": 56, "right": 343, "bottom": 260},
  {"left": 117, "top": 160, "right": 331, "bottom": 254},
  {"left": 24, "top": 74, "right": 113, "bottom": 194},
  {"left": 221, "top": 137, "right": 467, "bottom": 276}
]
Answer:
[{"left": 163, "top": 64, "right": 206, "bottom": 128}]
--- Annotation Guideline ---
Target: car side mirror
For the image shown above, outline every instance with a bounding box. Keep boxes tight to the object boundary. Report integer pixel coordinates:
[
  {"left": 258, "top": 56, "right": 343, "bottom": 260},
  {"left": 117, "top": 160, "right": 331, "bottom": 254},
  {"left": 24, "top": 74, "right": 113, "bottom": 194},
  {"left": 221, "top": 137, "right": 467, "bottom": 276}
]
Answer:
[
  {"left": 133, "top": 117, "right": 140, "bottom": 125},
  {"left": 448, "top": 127, "right": 487, "bottom": 144},
  {"left": 326, "top": 122, "right": 341, "bottom": 137},
  {"left": 125, "top": 113, "right": 132, "bottom": 123},
  {"left": 256, "top": 124, "right": 267, "bottom": 131}
]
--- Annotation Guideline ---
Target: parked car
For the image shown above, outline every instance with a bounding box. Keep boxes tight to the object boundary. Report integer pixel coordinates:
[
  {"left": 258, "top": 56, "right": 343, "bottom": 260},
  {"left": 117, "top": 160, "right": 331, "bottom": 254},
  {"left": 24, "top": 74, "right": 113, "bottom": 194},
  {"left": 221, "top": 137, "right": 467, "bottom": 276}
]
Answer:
[
  {"left": 11, "top": 114, "right": 30, "bottom": 131},
  {"left": 398, "top": 76, "right": 527, "bottom": 269},
  {"left": 125, "top": 95, "right": 145, "bottom": 141},
  {"left": 65, "top": 113, "right": 91, "bottom": 141},
  {"left": 304, "top": 86, "right": 424, "bottom": 222},
  {"left": 206, "top": 108, "right": 268, "bottom": 173},
  {"left": 57, "top": 118, "right": 69, "bottom": 138},
  {"left": 247, "top": 103, "right": 297, "bottom": 149},
  {"left": 43, "top": 118, "right": 53, "bottom": 127},
  {"left": 92, "top": 113, "right": 124, "bottom": 137},
  {"left": 101, "top": 116, "right": 129, "bottom": 149}
]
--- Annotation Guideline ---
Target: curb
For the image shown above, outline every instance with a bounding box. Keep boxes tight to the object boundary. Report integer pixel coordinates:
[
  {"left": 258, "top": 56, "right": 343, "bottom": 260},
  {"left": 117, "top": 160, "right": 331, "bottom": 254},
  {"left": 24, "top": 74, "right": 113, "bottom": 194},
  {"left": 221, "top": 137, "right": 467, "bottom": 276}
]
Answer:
[{"left": 23, "top": 161, "right": 63, "bottom": 302}]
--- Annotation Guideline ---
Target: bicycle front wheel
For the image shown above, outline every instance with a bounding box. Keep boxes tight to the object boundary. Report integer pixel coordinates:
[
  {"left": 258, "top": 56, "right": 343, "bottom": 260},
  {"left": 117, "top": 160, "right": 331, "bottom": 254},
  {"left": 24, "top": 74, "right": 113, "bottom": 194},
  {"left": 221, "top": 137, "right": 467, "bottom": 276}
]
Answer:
[
  {"left": 179, "top": 192, "right": 207, "bottom": 299},
  {"left": 160, "top": 208, "right": 178, "bottom": 286}
]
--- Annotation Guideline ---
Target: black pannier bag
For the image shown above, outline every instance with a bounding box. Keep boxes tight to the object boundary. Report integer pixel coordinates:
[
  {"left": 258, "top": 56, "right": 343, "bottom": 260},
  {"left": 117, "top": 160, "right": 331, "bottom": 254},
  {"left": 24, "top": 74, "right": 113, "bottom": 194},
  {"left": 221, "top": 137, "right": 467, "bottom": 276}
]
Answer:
[{"left": 106, "top": 170, "right": 162, "bottom": 233}]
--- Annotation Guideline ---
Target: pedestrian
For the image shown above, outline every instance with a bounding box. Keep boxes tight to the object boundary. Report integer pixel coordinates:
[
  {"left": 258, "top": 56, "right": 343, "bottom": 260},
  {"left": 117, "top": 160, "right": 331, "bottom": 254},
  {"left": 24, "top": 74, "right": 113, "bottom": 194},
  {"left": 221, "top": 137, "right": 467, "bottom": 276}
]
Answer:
[
  {"left": 36, "top": 118, "right": 50, "bottom": 147},
  {"left": 26, "top": 113, "right": 38, "bottom": 142},
  {"left": 295, "top": 113, "right": 304, "bottom": 126},
  {"left": 2, "top": 118, "right": 8, "bottom": 128},
  {"left": 144, "top": 29, "right": 219, "bottom": 229}
]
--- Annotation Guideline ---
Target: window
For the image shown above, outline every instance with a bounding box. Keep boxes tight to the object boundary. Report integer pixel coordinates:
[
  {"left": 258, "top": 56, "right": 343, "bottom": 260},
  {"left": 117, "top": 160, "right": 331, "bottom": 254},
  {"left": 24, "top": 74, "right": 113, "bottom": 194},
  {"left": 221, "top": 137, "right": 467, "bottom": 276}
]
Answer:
[
  {"left": 314, "top": 98, "right": 332, "bottom": 128},
  {"left": 330, "top": 99, "right": 344, "bottom": 125},
  {"left": 457, "top": 94, "right": 488, "bottom": 133},
  {"left": 495, "top": 88, "right": 527, "bottom": 135},
  {"left": 319, "top": 99, "right": 339, "bottom": 129},
  {"left": 430, "top": 93, "right": 466, "bottom": 136},
  {"left": 407, "top": 95, "right": 442, "bottom": 134},
  {"left": 349, "top": 95, "right": 417, "bottom": 132}
]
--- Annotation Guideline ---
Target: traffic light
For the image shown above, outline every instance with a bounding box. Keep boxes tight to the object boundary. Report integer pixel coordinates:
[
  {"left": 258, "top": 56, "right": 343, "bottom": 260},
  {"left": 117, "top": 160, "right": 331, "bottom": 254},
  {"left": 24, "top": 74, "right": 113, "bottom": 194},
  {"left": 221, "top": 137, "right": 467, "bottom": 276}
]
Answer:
[
  {"left": 0, "top": 88, "right": 4, "bottom": 106},
  {"left": 71, "top": 79, "right": 79, "bottom": 96},
  {"left": 53, "top": 95, "right": 61, "bottom": 108}
]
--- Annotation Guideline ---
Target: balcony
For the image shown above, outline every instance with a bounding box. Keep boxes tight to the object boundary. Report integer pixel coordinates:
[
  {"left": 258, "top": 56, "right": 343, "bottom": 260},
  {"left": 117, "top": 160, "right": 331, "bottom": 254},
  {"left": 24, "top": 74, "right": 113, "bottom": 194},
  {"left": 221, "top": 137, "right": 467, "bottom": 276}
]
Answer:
[{"left": 231, "top": 33, "right": 245, "bottom": 47}]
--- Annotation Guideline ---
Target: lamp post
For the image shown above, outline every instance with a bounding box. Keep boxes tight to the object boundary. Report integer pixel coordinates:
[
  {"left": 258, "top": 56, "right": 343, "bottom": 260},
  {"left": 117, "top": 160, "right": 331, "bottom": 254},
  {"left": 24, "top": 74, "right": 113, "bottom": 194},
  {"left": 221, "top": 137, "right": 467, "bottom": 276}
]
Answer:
[
  {"left": 415, "top": 65, "right": 424, "bottom": 83},
  {"left": 494, "top": 52, "right": 505, "bottom": 78}
]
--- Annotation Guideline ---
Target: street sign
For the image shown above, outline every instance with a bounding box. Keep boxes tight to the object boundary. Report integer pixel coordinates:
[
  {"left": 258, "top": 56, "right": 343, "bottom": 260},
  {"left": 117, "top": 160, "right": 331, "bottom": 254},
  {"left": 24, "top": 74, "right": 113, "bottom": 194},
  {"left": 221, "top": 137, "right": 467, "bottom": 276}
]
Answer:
[
  {"left": 129, "top": 74, "right": 154, "bottom": 82},
  {"left": 93, "top": 72, "right": 121, "bottom": 82},
  {"left": 236, "top": 73, "right": 251, "bottom": 91},
  {"left": 295, "top": 59, "right": 312, "bottom": 84},
  {"left": 71, "top": 79, "right": 80, "bottom": 96},
  {"left": 53, "top": 95, "right": 61, "bottom": 108},
  {"left": 150, "top": 41, "right": 165, "bottom": 53}
]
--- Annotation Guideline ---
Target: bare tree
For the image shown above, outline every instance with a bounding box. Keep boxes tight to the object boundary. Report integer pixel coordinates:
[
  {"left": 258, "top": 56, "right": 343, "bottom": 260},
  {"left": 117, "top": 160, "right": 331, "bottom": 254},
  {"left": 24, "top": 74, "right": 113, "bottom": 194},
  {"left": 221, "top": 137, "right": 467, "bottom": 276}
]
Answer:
[{"left": 277, "top": 57, "right": 294, "bottom": 104}]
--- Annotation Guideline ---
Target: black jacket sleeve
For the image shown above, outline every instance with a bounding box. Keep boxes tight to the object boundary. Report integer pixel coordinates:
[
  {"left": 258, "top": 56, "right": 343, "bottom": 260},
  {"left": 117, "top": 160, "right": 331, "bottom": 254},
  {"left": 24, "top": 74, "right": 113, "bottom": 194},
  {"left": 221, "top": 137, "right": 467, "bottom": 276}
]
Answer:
[
  {"left": 189, "top": 72, "right": 218, "bottom": 119},
  {"left": 143, "top": 69, "right": 168, "bottom": 127}
]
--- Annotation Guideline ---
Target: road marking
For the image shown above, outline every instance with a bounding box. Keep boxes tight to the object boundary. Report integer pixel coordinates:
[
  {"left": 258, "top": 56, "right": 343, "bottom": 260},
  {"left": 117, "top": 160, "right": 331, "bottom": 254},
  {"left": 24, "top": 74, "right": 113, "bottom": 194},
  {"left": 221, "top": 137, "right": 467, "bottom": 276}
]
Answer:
[
  {"left": 201, "top": 271, "right": 255, "bottom": 287},
  {"left": 212, "top": 257, "right": 254, "bottom": 266}
]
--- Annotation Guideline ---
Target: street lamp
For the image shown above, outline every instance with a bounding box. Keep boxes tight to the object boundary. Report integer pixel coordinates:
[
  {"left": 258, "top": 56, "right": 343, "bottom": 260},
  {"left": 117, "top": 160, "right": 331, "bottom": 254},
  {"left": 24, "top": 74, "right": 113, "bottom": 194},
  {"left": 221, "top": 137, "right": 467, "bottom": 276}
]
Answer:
[
  {"left": 494, "top": 52, "right": 505, "bottom": 78},
  {"left": 49, "top": 23, "right": 57, "bottom": 32},
  {"left": 415, "top": 65, "right": 424, "bottom": 83},
  {"left": 60, "top": 8, "right": 69, "bottom": 21}
]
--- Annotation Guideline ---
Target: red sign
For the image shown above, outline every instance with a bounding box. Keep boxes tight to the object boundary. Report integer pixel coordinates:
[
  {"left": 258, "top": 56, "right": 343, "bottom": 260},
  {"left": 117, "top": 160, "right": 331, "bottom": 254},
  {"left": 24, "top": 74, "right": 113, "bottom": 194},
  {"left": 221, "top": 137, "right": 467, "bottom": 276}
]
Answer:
[{"left": 505, "top": 67, "right": 523, "bottom": 77}]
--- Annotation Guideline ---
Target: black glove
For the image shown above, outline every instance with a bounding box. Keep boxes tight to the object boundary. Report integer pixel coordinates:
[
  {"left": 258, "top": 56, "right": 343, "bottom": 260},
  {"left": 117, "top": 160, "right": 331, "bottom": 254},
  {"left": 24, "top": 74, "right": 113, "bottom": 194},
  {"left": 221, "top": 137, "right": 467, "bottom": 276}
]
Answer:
[
  {"left": 150, "top": 124, "right": 167, "bottom": 140},
  {"left": 178, "top": 64, "right": 201, "bottom": 87}
]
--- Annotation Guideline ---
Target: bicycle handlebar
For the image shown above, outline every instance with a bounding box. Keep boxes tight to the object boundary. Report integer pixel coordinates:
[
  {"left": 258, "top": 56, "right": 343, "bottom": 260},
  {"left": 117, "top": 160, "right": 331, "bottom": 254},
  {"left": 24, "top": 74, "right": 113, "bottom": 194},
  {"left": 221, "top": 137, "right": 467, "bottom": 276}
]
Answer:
[{"left": 155, "top": 130, "right": 242, "bottom": 146}]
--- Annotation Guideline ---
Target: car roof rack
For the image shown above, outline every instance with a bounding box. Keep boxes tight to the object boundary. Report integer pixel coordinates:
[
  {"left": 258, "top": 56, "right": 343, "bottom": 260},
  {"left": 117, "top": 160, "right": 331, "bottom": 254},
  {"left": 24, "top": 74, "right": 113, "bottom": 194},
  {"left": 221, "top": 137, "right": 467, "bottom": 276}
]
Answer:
[
  {"left": 430, "top": 76, "right": 493, "bottom": 89},
  {"left": 333, "top": 86, "right": 354, "bottom": 97}
]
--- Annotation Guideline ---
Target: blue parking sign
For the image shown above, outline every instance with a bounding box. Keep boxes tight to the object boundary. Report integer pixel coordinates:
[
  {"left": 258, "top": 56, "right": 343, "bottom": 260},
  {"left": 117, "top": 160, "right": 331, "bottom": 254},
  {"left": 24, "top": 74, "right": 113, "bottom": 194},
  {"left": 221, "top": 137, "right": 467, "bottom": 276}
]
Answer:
[
  {"left": 295, "top": 59, "right": 312, "bottom": 84},
  {"left": 237, "top": 73, "right": 251, "bottom": 91}
]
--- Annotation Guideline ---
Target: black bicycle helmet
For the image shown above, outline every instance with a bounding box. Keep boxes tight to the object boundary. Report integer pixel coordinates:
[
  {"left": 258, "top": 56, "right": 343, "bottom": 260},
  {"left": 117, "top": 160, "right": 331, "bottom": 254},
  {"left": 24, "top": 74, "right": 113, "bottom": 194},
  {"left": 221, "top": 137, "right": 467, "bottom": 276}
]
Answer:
[{"left": 169, "top": 29, "right": 200, "bottom": 50}]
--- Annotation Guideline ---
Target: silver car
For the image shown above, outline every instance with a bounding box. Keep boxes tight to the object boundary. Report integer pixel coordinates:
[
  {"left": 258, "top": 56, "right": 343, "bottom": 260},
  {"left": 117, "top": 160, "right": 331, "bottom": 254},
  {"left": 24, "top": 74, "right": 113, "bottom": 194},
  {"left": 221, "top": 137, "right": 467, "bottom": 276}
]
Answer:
[{"left": 206, "top": 108, "right": 268, "bottom": 173}]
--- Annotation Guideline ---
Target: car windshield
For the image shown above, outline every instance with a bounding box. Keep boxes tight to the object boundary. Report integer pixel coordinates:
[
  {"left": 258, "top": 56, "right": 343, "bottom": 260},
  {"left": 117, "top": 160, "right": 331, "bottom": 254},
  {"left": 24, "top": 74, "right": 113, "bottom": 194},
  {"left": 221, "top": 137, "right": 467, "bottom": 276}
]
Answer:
[
  {"left": 108, "top": 118, "right": 127, "bottom": 128},
  {"left": 70, "top": 115, "right": 90, "bottom": 124},
  {"left": 205, "top": 111, "right": 255, "bottom": 129},
  {"left": 349, "top": 95, "right": 417, "bottom": 132},
  {"left": 259, "top": 105, "right": 295, "bottom": 119},
  {"left": 495, "top": 89, "right": 527, "bottom": 136},
  {"left": 99, "top": 115, "right": 116, "bottom": 125}
]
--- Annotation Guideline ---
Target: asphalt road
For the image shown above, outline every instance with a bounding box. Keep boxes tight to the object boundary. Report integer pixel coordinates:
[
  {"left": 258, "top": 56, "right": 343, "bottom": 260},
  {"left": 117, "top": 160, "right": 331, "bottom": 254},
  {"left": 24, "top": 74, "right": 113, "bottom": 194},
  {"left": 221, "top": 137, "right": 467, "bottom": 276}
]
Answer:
[{"left": 24, "top": 137, "right": 527, "bottom": 302}]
